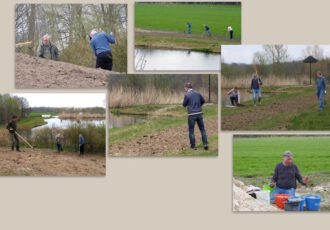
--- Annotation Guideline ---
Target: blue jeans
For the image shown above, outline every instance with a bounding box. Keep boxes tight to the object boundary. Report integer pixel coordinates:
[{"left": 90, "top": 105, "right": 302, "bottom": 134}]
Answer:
[
  {"left": 188, "top": 114, "right": 208, "bottom": 148},
  {"left": 188, "top": 28, "right": 191, "bottom": 34},
  {"left": 317, "top": 89, "right": 325, "bottom": 109},
  {"left": 270, "top": 187, "right": 296, "bottom": 201},
  {"left": 252, "top": 88, "right": 261, "bottom": 103}
]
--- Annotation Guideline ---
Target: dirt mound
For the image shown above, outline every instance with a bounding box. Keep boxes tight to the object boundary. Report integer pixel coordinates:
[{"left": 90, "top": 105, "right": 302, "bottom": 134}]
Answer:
[
  {"left": 110, "top": 117, "right": 218, "bottom": 156},
  {"left": 0, "top": 147, "right": 105, "bottom": 176},
  {"left": 15, "top": 52, "right": 115, "bottom": 88},
  {"left": 135, "top": 28, "right": 240, "bottom": 42},
  {"left": 233, "top": 178, "right": 280, "bottom": 212},
  {"left": 222, "top": 92, "right": 316, "bottom": 130}
]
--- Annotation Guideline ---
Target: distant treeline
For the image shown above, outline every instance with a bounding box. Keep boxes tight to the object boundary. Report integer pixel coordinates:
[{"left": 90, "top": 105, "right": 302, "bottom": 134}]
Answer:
[
  {"left": 108, "top": 74, "right": 218, "bottom": 107},
  {"left": 31, "top": 107, "right": 106, "bottom": 114},
  {"left": 222, "top": 59, "right": 330, "bottom": 79},
  {"left": 0, "top": 94, "right": 29, "bottom": 125}
]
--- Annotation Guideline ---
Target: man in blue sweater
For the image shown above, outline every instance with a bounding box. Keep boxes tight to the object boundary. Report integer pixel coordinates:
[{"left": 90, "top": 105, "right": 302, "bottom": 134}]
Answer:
[
  {"left": 269, "top": 151, "right": 309, "bottom": 202},
  {"left": 79, "top": 134, "right": 85, "bottom": 156},
  {"left": 89, "top": 29, "right": 116, "bottom": 71},
  {"left": 251, "top": 73, "right": 262, "bottom": 106},
  {"left": 316, "top": 71, "right": 327, "bottom": 111},
  {"left": 183, "top": 82, "right": 208, "bottom": 150}
]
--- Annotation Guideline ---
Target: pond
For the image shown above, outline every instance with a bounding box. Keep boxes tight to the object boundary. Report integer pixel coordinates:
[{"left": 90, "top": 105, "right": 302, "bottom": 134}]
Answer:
[
  {"left": 135, "top": 48, "right": 220, "bottom": 71},
  {"left": 31, "top": 117, "right": 105, "bottom": 133},
  {"left": 109, "top": 113, "right": 148, "bottom": 129}
]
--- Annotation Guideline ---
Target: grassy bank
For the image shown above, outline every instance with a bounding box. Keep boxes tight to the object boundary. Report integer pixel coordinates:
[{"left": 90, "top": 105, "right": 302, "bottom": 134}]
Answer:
[
  {"left": 136, "top": 34, "right": 230, "bottom": 53},
  {"left": 234, "top": 136, "right": 330, "bottom": 186},
  {"left": 109, "top": 104, "right": 217, "bottom": 145}
]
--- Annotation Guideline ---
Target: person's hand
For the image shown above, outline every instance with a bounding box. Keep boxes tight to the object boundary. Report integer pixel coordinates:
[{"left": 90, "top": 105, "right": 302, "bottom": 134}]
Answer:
[
  {"left": 269, "top": 182, "right": 276, "bottom": 187},
  {"left": 325, "top": 90, "right": 327, "bottom": 95},
  {"left": 303, "top": 176, "right": 309, "bottom": 184}
]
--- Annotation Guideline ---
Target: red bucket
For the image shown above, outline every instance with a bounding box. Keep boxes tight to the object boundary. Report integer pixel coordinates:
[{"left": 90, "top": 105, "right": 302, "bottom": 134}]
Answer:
[{"left": 275, "top": 194, "right": 290, "bottom": 209}]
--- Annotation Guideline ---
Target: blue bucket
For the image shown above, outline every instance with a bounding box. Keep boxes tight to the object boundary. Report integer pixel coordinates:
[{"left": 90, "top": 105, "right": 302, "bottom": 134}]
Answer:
[
  {"left": 289, "top": 196, "right": 305, "bottom": 211},
  {"left": 305, "top": 195, "right": 321, "bottom": 211}
]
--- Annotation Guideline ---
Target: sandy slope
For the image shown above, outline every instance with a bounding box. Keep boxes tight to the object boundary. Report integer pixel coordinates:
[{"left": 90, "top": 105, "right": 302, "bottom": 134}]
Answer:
[
  {"left": 0, "top": 147, "right": 105, "bottom": 176},
  {"left": 15, "top": 53, "right": 115, "bottom": 89}
]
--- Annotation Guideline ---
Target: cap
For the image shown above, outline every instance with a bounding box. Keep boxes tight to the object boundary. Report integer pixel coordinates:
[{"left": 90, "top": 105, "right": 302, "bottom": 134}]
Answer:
[{"left": 283, "top": 151, "right": 293, "bottom": 157}]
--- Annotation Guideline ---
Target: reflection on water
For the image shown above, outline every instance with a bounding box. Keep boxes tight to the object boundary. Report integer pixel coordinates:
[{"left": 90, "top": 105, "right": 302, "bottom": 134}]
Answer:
[
  {"left": 31, "top": 117, "right": 105, "bottom": 133},
  {"left": 135, "top": 48, "right": 220, "bottom": 71},
  {"left": 109, "top": 113, "right": 147, "bottom": 128}
]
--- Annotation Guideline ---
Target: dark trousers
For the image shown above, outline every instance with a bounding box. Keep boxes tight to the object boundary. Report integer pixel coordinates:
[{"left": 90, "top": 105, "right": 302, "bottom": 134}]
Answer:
[
  {"left": 79, "top": 144, "right": 85, "bottom": 155},
  {"left": 230, "top": 96, "right": 238, "bottom": 106},
  {"left": 229, "top": 30, "right": 233, "bottom": 39},
  {"left": 188, "top": 114, "right": 208, "bottom": 148},
  {"left": 56, "top": 143, "right": 63, "bottom": 152},
  {"left": 10, "top": 132, "right": 20, "bottom": 151},
  {"left": 96, "top": 51, "right": 113, "bottom": 71}
]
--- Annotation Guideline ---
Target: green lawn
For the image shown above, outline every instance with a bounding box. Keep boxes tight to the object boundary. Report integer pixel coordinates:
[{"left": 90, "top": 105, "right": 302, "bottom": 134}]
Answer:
[
  {"left": 234, "top": 136, "right": 330, "bottom": 185},
  {"left": 135, "top": 3, "right": 241, "bottom": 38}
]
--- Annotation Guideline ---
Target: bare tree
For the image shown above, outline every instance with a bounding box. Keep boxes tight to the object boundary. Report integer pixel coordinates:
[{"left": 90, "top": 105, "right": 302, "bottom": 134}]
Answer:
[
  {"left": 263, "top": 45, "right": 289, "bottom": 64},
  {"left": 303, "top": 45, "right": 324, "bottom": 60}
]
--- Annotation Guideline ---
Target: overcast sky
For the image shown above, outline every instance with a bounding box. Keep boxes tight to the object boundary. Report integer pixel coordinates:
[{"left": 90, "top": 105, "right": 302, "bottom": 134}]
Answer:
[
  {"left": 12, "top": 93, "right": 106, "bottom": 108},
  {"left": 222, "top": 45, "right": 330, "bottom": 64}
]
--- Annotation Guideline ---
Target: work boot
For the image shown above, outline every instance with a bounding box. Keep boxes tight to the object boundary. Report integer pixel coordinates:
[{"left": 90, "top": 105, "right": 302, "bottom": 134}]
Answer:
[
  {"left": 204, "top": 145, "right": 209, "bottom": 150},
  {"left": 16, "top": 147, "right": 21, "bottom": 152},
  {"left": 11, "top": 145, "right": 14, "bottom": 151},
  {"left": 191, "top": 146, "right": 197, "bottom": 150}
]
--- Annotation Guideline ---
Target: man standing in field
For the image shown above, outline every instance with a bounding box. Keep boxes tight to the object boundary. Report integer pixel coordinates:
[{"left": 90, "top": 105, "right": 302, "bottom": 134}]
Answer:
[
  {"left": 55, "top": 132, "right": 64, "bottom": 153},
  {"left": 204, "top": 24, "right": 211, "bottom": 36},
  {"left": 6, "top": 115, "right": 20, "bottom": 152},
  {"left": 187, "top": 22, "right": 192, "bottom": 34},
  {"left": 316, "top": 71, "right": 327, "bottom": 111},
  {"left": 227, "top": 25, "right": 234, "bottom": 39},
  {"left": 183, "top": 82, "right": 208, "bottom": 150},
  {"left": 269, "top": 151, "right": 309, "bottom": 202},
  {"left": 37, "top": 34, "right": 59, "bottom": 61},
  {"left": 89, "top": 29, "right": 116, "bottom": 71},
  {"left": 251, "top": 73, "right": 262, "bottom": 106}
]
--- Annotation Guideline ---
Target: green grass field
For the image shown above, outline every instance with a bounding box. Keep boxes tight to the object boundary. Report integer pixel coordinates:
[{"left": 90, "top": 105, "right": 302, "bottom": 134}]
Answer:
[
  {"left": 234, "top": 136, "right": 330, "bottom": 185},
  {"left": 135, "top": 3, "right": 241, "bottom": 52},
  {"left": 135, "top": 3, "right": 241, "bottom": 37}
]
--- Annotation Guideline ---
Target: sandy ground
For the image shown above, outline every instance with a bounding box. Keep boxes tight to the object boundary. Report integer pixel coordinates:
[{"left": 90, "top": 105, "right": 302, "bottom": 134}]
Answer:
[
  {"left": 222, "top": 92, "right": 316, "bottom": 130},
  {"left": 0, "top": 147, "right": 105, "bottom": 176},
  {"left": 135, "top": 28, "right": 240, "bottom": 42},
  {"left": 15, "top": 53, "right": 115, "bottom": 89},
  {"left": 233, "top": 178, "right": 280, "bottom": 212},
  {"left": 110, "top": 117, "right": 218, "bottom": 157}
]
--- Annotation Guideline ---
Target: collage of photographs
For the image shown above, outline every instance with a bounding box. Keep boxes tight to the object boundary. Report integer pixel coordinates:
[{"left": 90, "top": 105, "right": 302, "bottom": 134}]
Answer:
[{"left": 1, "top": 1, "right": 329, "bottom": 214}]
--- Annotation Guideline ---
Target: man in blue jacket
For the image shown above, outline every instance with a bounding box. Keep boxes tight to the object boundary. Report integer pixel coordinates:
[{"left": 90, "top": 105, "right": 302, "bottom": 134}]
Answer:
[
  {"left": 187, "top": 22, "right": 192, "bottom": 34},
  {"left": 89, "top": 29, "right": 116, "bottom": 71},
  {"left": 79, "top": 134, "right": 85, "bottom": 156},
  {"left": 183, "top": 82, "right": 208, "bottom": 150},
  {"left": 316, "top": 71, "right": 327, "bottom": 111}
]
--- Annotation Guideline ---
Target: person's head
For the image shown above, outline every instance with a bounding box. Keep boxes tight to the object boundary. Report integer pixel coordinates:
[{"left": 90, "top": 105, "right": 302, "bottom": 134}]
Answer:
[
  {"left": 184, "top": 82, "right": 193, "bottom": 92},
  {"left": 282, "top": 151, "right": 293, "bottom": 166},
  {"left": 234, "top": 87, "right": 238, "bottom": 91},
  {"left": 42, "top": 34, "right": 51, "bottom": 45},
  {"left": 89, "top": 29, "right": 98, "bottom": 40},
  {"left": 253, "top": 73, "right": 258, "bottom": 79},
  {"left": 316, "top": 71, "right": 323, "bottom": 78},
  {"left": 12, "top": 115, "right": 18, "bottom": 121}
]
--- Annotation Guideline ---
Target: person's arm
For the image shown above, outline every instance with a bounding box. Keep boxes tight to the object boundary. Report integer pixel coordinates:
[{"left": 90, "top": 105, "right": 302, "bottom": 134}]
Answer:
[
  {"left": 54, "top": 46, "right": 59, "bottom": 61},
  {"left": 182, "top": 95, "right": 188, "bottom": 107},
  {"left": 6, "top": 122, "right": 11, "bottom": 130},
  {"left": 200, "top": 94, "right": 205, "bottom": 105},
  {"left": 251, "top": 80, "right": 253, "bottom": 90},
  {"left": 237, "top": 91, "right": 241, "bottom": 104},
  {"left": 90, "top": 41, "right": 97, "bottom": 56},
  {"left": 37, "top": 44, "right": 43, "bottom": 58},
  {"left": 295, "top": 165, "right": 307, "bottom": 185},
  {"left": 227, "top": 88, "right": 234, "bottom": 95},
  {"left": 105, "top": 33, "right": 116, "bottom": 44},
  {"left": 270, "top": 164, "right": 278, "bottom": 186}
]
